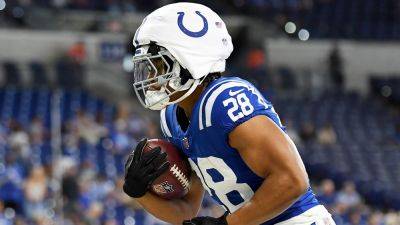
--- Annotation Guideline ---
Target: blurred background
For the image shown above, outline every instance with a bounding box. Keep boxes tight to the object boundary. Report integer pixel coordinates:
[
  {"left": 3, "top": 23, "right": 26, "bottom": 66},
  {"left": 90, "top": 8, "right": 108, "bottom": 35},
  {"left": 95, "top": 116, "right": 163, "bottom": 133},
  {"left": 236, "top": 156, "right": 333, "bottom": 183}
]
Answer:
[{"left": 0, "top": 0, "right": 400, "bottom": 225}]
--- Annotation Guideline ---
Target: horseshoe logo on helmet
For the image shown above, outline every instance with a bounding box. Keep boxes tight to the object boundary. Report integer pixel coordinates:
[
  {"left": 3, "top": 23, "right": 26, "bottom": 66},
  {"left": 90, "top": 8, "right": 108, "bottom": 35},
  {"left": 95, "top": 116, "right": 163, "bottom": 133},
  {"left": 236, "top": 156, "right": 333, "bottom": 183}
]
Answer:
[{"left": 177, "top": 11, "right": 208, "bottom": 38}]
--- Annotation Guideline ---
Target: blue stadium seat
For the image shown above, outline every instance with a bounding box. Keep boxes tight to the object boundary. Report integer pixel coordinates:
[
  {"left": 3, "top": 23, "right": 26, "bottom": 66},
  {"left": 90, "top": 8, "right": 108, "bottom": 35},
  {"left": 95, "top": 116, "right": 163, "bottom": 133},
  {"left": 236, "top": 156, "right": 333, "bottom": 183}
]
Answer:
[
  {"left": 29, "top": 62, "right": 48, "bottom": 86},
  {"left": 3, "top": 62, "right": 21, "bottom": 86}
]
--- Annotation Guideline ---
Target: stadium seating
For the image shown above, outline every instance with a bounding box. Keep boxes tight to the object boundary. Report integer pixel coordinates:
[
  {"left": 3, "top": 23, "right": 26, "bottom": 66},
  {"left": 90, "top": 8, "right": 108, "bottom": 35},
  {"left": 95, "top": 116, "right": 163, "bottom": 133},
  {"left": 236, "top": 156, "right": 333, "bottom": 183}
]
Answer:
[
  {"left": 29, "top": 62, "right": 48, "bottom": 87},
  {"left": 273, "top": 91, "right": 400, "bottom": 209},
  {"left": 254, "top": 0, "right": 400, "bottom": 40},
  {"left": 2, "top": 62, "right": 21, "bottom": 86},
  {"left": 0, "top": 86, "right": 398, "bottom": 223},
  {"left": 5, "top": 0, "right": 400, "bottom": 40}
]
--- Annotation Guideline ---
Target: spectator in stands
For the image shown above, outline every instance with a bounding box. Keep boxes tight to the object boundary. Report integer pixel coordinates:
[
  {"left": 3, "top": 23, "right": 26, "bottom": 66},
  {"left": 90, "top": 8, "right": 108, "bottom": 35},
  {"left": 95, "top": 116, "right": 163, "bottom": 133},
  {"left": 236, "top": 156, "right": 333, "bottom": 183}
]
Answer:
[
  {"left": 316, "top": 179, "right": 337, "bottom": 208},
  {"left": 104, "top": 218, "right": 118, "bottom": 225},
  {"left": 29, "top": 117, "right": 45, "bottom": 145},
  {"left": 77, "top": 175, "right": 93, "bottom": 212},
  {"left": 68, "top": 41, "right": 86, "bottom": 62},
  {"left": 86, "top": 201, "right": 104, "bottom": 225},
  {"left": 146, "top": 119, "right": 160, "bottom": 138},
  {"left": 62, "top": 165, "right": 80, "bottom": 210},
  {"left": 368, "top": 212, "right": 384, "bottom": 225},
  {"left": 56, "top": 41, "right": 87, "bottom": 89},
  {"left": 244, "top": 47, "right": 270, "bottom": 89},
  {"left": 336, "top": 181, "right": 361, "bottom": 209},
  {"left": 299, "top": 122, "right": 316, "bottom": 143},
  {"left": 284, "top": 119, "right": 301, "bottom": 145},
  {"left": 23, "top": 166, "right": 48, "bottom": 219},
  {"left": 112, "top": 119, "right": 131, "bottom": 153},
  {"left": 328, "top": 43, "right": 345, "bottom": 90},
  {"left": 347, "top": 208, "right": 364, "bottom": 225},
  {"left": 0, "top": 122, "right": 7, "bottom": 146},
  {"left": 76, "top": 111, "right": 107, "bottom": 145},
  {"left": 1, "top": 152, "right": 25, "bottom": 214},
  {"left": 8, "top": 120, "right": 30, "bottom": 159},
  {"left": 2, "top": 151, "right": 24, "bottom": 186},
  {"left": 14, "top": 217, "right": 29, "bottom": 225},
  {"left": 0, "top": 200, "right": 12, "bottom": 225},
  {"left": 88, "top": 174, "right": 113, "bottom": 200},
  {"left": 385, "top": 210, "right": 400, "bottom": 225},
  {"left": 106, "top": 20, "right": 123, "bottom": 33},
  {"left": 128, "top": 112, "right": 147, "bottom": 137},
  {"left": 317, "top": 124, "right": 337, "bottom": 145},
  {"left": 62, "top": 120, "right": 80, "bottom": 156}
]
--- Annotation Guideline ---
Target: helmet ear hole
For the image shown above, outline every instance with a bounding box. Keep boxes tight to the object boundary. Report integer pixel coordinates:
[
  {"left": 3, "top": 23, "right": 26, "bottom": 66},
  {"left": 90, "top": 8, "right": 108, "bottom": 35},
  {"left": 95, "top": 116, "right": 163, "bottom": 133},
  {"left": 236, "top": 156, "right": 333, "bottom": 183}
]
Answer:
[{"left": 147, "top": 42, "right": 160, "bottom": 55}]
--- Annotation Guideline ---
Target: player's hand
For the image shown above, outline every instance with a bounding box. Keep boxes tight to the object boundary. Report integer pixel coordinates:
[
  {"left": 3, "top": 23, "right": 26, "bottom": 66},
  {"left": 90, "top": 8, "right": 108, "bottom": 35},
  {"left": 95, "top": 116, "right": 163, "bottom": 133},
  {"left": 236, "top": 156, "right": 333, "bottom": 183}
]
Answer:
[
  {"left": 182, "top": 212, "right": 228, "bottom": 225},
  {"left": 123, "top": 138, "right": 170, "bottom": 198}
]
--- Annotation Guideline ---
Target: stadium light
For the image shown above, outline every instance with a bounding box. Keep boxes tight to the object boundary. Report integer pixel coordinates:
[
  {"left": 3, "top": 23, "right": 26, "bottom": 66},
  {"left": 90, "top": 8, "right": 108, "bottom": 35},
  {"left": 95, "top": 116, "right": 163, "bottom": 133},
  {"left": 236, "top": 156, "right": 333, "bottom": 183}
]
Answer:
[
  {"left": 4, "top": 208, "right": 15, "bottom": 220},
  {"left": 124, "top": 216, "right": 136, "bottom": 225},
  {"left": 298, "top": 29, "right": 310, "bottom": 41},
  {"left": 0, "top": 0, "right": 6, "bottom": 11},
  {"left": 284, "top": 22, "right": 296, "bottom": 34},
  {"left": 123, "top": 55, "right": 134, "bottom": 72},
  {"left": 381, "top": 85, "right": 392, "bottom": 97}
]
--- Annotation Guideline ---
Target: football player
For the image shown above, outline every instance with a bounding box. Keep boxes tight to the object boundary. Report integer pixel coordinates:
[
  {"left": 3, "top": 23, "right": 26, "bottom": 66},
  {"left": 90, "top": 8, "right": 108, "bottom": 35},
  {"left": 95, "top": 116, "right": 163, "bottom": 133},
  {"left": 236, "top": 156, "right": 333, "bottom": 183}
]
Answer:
[{"left": 123, "top": 2, "right": 336, "bottom": 225}]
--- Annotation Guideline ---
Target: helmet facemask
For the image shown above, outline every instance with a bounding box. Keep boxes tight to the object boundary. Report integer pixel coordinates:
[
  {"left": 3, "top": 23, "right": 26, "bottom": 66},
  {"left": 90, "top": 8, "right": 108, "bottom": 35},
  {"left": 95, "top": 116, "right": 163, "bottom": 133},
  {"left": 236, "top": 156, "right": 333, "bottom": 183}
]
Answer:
[{"left": 132, "top": 44, "right": 201, "bottom": 110}]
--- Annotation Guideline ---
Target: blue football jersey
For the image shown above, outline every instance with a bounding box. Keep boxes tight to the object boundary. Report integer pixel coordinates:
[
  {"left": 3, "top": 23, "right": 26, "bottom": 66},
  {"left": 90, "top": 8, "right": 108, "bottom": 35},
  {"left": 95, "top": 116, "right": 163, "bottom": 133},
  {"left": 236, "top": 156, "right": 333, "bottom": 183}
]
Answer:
[{"left": 160, "top": 77, "right": 319, "bottom": 224}]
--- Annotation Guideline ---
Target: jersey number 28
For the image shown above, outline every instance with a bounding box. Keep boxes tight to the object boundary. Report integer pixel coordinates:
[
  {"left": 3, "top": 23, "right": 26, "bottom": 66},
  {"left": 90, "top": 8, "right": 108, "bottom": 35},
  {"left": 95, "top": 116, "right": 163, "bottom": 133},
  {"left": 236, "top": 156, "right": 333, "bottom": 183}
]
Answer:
[{"left": 223, "top": 93, "right": 254, "bottom": 122}]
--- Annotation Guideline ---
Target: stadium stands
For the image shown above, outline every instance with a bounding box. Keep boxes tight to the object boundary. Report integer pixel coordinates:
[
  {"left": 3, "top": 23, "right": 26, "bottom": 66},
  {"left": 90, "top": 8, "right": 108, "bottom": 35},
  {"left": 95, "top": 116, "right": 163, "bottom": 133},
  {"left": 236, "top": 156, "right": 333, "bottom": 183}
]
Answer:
[
  {"left": 3, "top": 0, "right": 400, "bottom": 40},
  {"left": 274, "top": 91, "right": 400, "bottom": 209},
  {"left": 2, "top": 62, "right": 21, "bottom": 87},
  {"left": 280, "top": 0, "right": 400, "bottom": 40},
  {"left": 0, "top": 79, "right": 398, "bottom": 224},
  {"left": 29, "top": 62, "right": 48, "bottom": 87}
]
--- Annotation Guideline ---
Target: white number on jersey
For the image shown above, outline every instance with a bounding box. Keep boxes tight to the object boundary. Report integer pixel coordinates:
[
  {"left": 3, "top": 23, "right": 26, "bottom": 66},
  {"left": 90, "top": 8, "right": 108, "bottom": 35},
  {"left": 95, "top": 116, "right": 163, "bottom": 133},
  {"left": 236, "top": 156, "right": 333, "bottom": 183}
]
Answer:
[
  {"left": 189, "top": 157, "right": 254, "bottom": 212},
  {"left": 223, "top": 93, "right": 254, "bottom": 122}
]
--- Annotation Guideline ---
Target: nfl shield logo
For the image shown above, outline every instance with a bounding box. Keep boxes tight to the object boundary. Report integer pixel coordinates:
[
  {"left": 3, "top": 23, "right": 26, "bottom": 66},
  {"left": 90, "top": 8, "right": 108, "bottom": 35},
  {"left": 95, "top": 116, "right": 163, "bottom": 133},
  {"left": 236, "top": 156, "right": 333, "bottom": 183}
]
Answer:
[
  {"left": 182, "top": 137, "right": 190, "bottom": 149},
  {"left": 153, "top": 181, "right": 174, "bottom": 194}
]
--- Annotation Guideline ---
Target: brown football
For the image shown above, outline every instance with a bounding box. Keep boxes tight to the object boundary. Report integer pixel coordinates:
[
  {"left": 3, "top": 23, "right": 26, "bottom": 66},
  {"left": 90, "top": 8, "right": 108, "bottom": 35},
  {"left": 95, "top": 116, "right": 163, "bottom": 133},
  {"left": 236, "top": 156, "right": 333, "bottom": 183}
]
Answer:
[{"left": 144, "top": 139, "right": 191, "bottom": 199}]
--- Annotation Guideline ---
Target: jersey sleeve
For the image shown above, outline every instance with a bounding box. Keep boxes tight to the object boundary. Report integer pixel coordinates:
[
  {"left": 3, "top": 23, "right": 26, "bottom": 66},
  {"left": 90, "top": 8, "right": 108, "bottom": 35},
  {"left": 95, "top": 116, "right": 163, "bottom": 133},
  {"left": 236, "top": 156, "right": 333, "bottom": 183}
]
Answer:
[{"left": 203, "top": 80, "right": 283, "bottom": 135}]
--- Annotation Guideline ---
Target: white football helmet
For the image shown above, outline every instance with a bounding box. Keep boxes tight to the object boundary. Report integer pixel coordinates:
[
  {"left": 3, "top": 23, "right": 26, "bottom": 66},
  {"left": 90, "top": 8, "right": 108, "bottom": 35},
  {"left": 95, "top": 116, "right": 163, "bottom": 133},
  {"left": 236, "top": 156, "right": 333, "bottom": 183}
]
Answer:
[{"left": 132, "top": 2, "right": 233, "bottom": 110}]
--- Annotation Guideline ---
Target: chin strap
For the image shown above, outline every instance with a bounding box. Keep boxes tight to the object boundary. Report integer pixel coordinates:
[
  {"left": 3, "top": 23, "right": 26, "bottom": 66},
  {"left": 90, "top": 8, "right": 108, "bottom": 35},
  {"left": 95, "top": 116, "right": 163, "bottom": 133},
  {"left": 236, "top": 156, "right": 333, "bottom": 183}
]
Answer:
[
  {"left": 144, "top": 78, "right": 200, "bottom": 110},
  {"left": 169, "top": 73, "right": 210, "bottom": 105},
  {"left": 169, "top": 79, "right": 200, "bottom": 104}
]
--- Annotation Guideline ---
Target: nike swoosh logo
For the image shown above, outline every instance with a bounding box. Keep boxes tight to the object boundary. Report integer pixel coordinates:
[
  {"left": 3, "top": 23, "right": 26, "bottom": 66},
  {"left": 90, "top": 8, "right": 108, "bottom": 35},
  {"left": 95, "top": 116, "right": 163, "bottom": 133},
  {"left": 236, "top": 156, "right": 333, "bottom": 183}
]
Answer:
[{"left": 229, "top": 89, "right": 244, "bottom": 96}]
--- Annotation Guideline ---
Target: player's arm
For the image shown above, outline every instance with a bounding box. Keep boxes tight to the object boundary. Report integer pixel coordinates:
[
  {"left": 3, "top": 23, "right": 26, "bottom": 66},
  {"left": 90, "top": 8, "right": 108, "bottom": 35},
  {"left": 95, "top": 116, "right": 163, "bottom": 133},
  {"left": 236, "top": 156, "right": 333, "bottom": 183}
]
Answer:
[
  {"left": 134, "top": 173, "right": 204, "bottom": 224},
  {"left": 226, "top": 115, "right": 309, "bottom": 225},
  {"left": 123, "top": 138, "right": 204, "bottom": 225}
]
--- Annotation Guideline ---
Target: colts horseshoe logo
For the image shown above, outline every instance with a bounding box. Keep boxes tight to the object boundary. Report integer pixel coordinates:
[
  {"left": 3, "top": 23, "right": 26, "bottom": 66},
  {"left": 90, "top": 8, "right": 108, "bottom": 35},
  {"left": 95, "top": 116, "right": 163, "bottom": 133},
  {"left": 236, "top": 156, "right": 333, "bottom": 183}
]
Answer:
[{"left": 177, "top": 11, "right": 208, "bottom": 38}]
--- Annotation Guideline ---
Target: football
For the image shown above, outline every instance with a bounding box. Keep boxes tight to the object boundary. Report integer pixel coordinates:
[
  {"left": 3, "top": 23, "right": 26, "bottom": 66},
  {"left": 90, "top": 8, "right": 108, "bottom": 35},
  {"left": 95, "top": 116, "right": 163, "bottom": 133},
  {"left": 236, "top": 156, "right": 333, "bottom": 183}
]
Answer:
[{"left": 144, "top": 139, "right": 191, "bottom": 199}]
